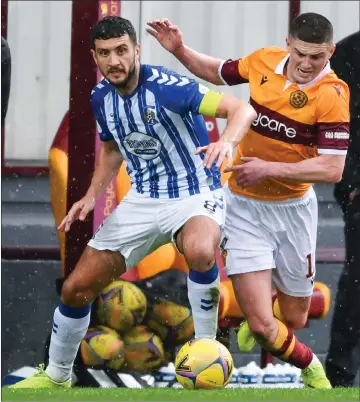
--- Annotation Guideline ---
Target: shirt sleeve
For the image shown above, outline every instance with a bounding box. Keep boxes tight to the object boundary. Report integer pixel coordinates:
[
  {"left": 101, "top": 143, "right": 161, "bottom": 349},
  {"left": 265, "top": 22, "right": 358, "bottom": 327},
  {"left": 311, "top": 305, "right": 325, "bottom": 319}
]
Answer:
[
  {"left": 316, "top": 81, "right": 350, "bottom": 155},
  {"left": 90, "top": 92, "right": 113, "bottom": 142},
  {"left": 218, "top": 47, "right": 268, "bottom": 86},
  {"left": 149, "top": 68, "right": 211, "bottom": 115}
]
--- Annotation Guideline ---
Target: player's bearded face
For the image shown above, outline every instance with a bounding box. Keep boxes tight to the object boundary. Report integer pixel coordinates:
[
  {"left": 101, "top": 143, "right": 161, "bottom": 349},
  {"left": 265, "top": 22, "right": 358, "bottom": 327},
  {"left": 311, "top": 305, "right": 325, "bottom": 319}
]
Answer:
[
  {"left": 106, "top": 55, "right": 137, "bottom": 87},
  {"left": 93, "top": 36, "right": 140, "bottom": 87},
  {"left": 286, "top": 38, "right": 335, "bottom": 84}
]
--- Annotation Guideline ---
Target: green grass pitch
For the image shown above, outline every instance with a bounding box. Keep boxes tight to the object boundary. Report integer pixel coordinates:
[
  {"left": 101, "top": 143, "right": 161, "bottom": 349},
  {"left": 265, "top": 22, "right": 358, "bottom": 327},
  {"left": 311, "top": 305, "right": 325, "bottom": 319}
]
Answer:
[{"left": 2, "top": 387, "right": 360, "bottom": 401}]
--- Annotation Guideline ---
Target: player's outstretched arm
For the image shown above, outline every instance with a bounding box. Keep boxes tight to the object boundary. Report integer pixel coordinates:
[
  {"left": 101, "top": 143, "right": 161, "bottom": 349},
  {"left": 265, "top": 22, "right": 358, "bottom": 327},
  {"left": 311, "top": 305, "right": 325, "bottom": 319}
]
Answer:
[
  {"left": 271, "top": 154, "right": 346, "bottom": 183},
  {"left": 225, "top": 154, "right": 346, "bottom": 188},
  {"left": 58, "top": 140, "right": 123, "bottom": 232},
  {"left": 147, "top": 19, "right": 223, "bottom": 85},
  {"left": 196, "top": 92, "right": 257, "bottom": 169}
]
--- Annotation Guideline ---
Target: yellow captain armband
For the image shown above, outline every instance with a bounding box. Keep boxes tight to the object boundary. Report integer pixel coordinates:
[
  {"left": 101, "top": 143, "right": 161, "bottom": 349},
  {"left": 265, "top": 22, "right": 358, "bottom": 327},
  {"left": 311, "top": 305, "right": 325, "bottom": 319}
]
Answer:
[{"left": 198, "top": 90, "right": 224, "bottom": 117}]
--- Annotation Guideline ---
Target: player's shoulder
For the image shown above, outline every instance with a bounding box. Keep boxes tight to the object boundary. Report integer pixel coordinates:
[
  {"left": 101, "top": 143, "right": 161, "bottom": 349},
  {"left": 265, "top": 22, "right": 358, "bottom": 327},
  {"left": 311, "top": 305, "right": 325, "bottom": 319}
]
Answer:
[
  {"left": 248, "top": 46, "right": 287, "bottom": 62},
  {"left": 141, "top": 64, "right": 195, "bottom": 89},
  {"left": 91, "top": 78, "right": 113, "bottom": 106},
  {"left": 317, "top": 71, "right": 350, "bottom": 100}
]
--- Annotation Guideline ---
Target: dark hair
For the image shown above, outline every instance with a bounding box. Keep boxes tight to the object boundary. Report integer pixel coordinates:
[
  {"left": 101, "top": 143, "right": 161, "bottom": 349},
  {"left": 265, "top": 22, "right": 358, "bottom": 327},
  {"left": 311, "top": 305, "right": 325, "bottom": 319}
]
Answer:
[
  {"left": 90, "top": 16, "right": 137, "bottom": 49},
  {"left": 289, "top": 12, "right": 333, "bottom": 44}
]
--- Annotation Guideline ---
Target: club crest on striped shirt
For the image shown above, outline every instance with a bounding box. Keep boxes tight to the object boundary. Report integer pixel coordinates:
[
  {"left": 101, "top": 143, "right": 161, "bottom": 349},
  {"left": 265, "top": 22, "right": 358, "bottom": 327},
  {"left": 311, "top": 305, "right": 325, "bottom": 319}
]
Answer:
[{"left": 143, "top": 106, "right": 158, "bottom": 125}]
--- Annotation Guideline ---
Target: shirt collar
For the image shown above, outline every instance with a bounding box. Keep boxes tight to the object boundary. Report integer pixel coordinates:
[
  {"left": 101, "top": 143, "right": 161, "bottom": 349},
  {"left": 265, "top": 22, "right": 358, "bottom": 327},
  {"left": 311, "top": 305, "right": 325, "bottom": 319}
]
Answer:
[{"left": 275, "top": 54, "right": 290, "bottom": 75}]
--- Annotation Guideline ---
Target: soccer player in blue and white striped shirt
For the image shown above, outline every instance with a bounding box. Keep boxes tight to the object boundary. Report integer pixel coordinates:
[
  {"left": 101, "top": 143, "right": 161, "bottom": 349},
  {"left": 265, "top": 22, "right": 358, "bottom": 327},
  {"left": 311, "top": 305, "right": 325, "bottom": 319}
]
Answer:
[{"left": 10, "top": 17, "right": 256, "bottom": 388}]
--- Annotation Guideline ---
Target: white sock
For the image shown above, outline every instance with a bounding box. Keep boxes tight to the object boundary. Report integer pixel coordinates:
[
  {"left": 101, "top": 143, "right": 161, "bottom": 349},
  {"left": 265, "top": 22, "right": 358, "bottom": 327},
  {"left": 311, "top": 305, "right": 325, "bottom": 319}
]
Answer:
[
  {"left": 187, "top": 266, "right": 220, "bottom": 339},
  {"left": 46, "top": 304, "right": 90, "bottom": 382}
]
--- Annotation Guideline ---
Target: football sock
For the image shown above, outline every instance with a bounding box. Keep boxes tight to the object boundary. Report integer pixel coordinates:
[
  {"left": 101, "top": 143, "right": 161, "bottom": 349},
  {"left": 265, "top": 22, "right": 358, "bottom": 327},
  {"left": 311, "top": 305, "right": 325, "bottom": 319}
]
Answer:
[
  {"left": 273, "top": 298, "right": 286, "bottom": 321},
  {"left": 187, "top": 263, "right": 220, "bottom": 339},
  {"left": 256, "top": 318, "right": 313, "bottom": 369},
  {"left": 46, "top": 302, "right": 91, "bottom": 382}
]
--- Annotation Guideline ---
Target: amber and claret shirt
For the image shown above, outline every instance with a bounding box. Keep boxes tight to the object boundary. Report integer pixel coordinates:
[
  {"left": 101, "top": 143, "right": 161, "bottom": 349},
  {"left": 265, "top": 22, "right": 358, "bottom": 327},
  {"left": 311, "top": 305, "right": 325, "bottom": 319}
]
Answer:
[{"left": 219, "top": 47, "right": 350, "bottom": 201}]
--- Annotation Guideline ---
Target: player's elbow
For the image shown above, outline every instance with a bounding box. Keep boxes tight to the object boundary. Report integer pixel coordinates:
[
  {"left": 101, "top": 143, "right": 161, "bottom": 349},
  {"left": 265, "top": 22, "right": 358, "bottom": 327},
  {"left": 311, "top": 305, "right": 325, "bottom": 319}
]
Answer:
[
  {"left": 329, "top": 170, "right": 343, "bottom": 183},
  {"left": 319, "top": 155, "right": 345, "bottom": 183},
  {"left": 236, "top": 101, "right": 257, "bottom": 122},
  {"left": 325, "top": 167, "right": 343, "bottom": 183},
  {"left": 248, "top": 104, "right": 258, "bottom": 121}
]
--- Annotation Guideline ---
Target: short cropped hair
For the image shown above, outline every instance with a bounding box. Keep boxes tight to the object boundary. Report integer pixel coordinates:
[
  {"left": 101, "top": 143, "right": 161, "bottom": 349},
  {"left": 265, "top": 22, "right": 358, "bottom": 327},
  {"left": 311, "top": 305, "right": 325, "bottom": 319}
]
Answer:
[
  {"left": 289, "top": 12, "right": 333, "bottom": 44},
  {"left": 91, "top": 16, "right": 137, "bottom": 49}
]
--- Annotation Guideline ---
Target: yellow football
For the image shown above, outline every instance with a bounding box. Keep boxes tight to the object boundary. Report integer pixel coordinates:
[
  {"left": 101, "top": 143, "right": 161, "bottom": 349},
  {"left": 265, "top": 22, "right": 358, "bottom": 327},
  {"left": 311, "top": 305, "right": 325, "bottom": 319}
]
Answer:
[
  {"left": 175, "top": 338, "right": 233, "bottom": 389},
  {"left": 123, "top": 325, "right": 165, "bottom": 372},
  {"left": 96, "top": 280, "right": 147, "bottom": 332},
  {"left": 147, "top": 299, "right": 194, "bottom": 346},
  {"left": 80, "top": 325, "right": 125, "bottom": 370}
]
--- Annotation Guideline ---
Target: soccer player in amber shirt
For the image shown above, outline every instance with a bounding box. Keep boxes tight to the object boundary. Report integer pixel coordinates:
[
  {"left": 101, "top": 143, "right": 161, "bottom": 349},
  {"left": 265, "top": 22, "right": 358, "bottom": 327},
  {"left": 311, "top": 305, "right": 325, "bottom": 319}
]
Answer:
[{"left": 148, "top": 12, "right": 350, "bottom": 388}]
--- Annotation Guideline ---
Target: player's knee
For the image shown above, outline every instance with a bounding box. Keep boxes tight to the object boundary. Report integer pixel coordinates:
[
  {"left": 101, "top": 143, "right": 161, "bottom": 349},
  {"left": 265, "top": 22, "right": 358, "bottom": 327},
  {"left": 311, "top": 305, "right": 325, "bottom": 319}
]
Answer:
[
  {"left": 183, "top": 240, "right": 216, "bottom": 271},
  {"left": 282, "top": 313, "right": 308, "bottom": 330},
  {"left": 248, "top": 316, "right": 277, "bottom": 342},
  {"left": 61, "top": 278, "right": 95, "bottom": 307}
]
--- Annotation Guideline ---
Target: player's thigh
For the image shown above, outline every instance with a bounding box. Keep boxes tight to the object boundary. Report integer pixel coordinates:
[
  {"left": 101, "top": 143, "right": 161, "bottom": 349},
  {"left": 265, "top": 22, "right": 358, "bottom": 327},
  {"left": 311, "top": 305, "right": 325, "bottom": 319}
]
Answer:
[
  {"left": 61, "top": 246, "right": 126, "bottom": 305},
  {"left": 272, "top": 188, "right": 318, "bottom": 299},
  {"left": 221, "top": 185, "right": 275, "bottom": 277},
  {"left": 172, "top": 189, "right": 225, "bottom": 260},
  {"left": 88, "top": 193, "right": 164, "bottom": 269},
  {"left": 276, "top": 289, "right": 311, "bottom": 330},
  {"left": 231, "top": 270, "right": 275, "bottom": 336}
]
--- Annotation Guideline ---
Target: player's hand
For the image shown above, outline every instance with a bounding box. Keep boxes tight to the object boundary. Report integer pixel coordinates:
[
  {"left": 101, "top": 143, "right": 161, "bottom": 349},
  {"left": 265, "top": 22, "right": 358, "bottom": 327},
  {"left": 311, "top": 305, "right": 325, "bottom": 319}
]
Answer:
[
  {"left": 58, "top": 195, "right": 96, "bottom": 233},
  {"left": 224, "top": 157, "right": 270, "bottom": 187},
  {"left": 146, "top": 19, "right": 184, "bottom": 54},
  {"left": 196, "top": 141, "right": 233, "bottom": 169}
]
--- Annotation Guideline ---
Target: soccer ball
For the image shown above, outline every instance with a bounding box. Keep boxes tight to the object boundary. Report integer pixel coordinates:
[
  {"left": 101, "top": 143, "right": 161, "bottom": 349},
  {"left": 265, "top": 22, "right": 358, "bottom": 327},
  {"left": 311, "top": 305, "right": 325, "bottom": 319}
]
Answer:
[
  {"left": 123, "top": 325, "right": 165, "bottom": 372},
  {"left": 80, "top": 325, "right": 125, "bottom": 370},
  {"left": 175, "top": 338, "right": 233, "bottom": 389},
  {"left": 96, "top": 280, "right": 147, "bottom": 332},
  {"left": 146, "top": 299, "right": 194, "bottom": 346}
]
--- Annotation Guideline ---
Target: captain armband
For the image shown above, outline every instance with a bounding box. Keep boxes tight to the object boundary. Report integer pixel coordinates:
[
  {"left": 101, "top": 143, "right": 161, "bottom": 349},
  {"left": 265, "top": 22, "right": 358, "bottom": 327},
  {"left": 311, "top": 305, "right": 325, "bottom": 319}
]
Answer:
[{"left": 198, "top": 90, "right": 224, "bottom": 117}]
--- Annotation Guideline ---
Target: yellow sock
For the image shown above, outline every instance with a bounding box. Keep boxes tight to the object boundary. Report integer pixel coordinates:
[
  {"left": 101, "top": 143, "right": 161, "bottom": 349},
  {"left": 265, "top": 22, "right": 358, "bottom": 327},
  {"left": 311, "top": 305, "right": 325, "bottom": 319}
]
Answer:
[{"left": 273, "top": 298, "right": 285, "bottom": 322}]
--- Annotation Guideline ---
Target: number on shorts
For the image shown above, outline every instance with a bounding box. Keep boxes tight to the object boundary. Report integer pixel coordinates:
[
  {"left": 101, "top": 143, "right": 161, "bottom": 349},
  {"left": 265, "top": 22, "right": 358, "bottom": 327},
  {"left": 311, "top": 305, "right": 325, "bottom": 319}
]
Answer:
[
  {"left": 204, "top": 200, "right": 217, "bottom": 213},
  {"left": 306, "top": 254, "right": 314, "bottom": 278}
]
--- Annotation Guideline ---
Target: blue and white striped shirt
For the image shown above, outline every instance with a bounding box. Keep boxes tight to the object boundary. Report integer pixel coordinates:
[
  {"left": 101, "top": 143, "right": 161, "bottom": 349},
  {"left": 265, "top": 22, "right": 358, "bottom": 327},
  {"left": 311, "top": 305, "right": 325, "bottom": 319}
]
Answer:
[{"left": 91, "top": 64, "right": 222, "bottom": 199}]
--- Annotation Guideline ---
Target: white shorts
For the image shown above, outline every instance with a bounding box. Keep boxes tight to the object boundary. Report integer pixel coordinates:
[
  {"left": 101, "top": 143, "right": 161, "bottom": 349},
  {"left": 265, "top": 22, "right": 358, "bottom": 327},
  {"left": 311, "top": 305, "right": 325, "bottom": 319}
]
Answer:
[
  {"left": 88, "top": 188, "right": 225, "bottom": 269},
  {"left": 221, "top": 184, "right": 318, "bottom": 297}
]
